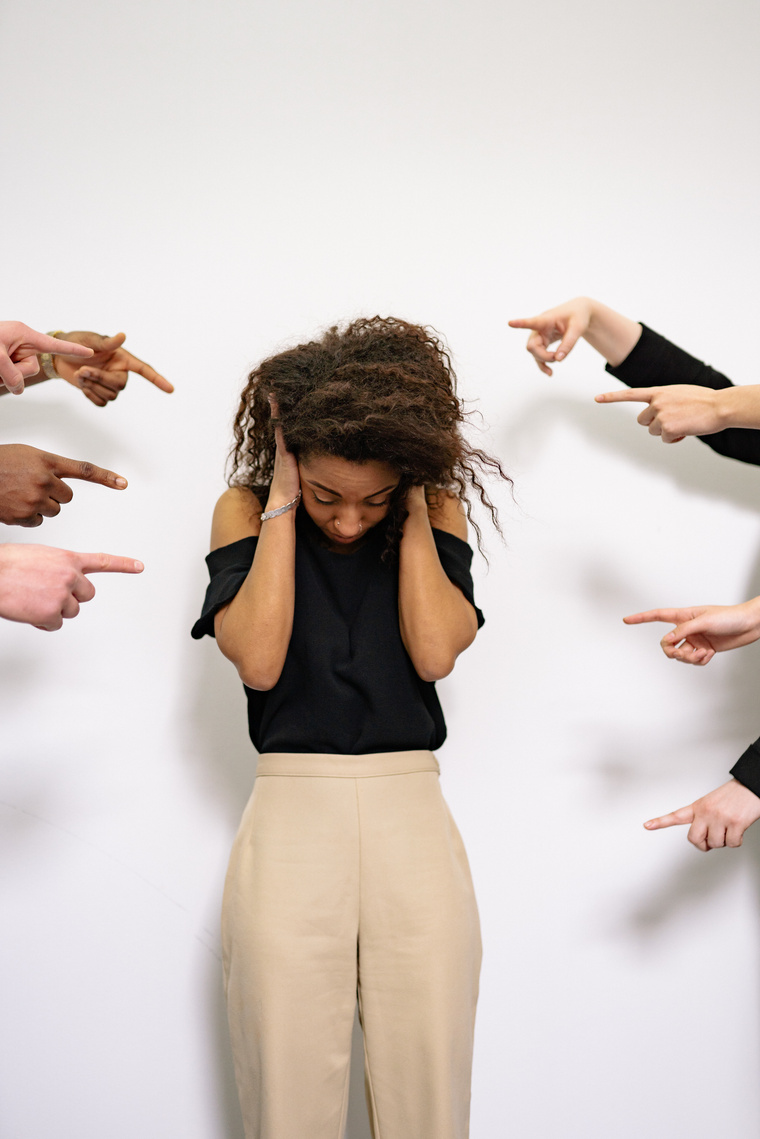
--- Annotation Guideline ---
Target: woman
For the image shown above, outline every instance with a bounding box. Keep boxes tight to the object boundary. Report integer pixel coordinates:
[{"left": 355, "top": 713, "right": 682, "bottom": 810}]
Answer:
[{"left": 192, "top": 316, "right": 508, "bottom": 1139}]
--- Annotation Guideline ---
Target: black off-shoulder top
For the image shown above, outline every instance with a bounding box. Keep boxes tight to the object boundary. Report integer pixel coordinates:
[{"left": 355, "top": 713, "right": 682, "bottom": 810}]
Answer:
[{"left": 192, "top": 507, "right": 484, "bottom": 756}]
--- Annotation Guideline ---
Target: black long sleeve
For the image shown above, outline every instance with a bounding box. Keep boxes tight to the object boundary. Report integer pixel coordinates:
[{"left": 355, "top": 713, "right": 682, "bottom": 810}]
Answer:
[
  {"left": 606, "top": 324, "right": 760, "bottom": 467},
  {"left": 607, "top": 324, "right": 760, "bottom": 798}
]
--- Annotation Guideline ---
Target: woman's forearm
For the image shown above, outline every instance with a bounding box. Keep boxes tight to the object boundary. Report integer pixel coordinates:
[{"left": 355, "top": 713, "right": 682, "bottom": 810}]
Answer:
[
  {"left": 215, "top": 507, "right": 296, "bottom": 690},
  {"left": 398, "top": 498, "right": 477, "bottom": 682}
]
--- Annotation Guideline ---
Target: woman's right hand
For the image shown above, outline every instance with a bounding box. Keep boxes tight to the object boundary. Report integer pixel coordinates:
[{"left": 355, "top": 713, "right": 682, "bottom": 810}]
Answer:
[
  {"left": 267, "top": 394, "right": 301, "bottom": 509},
  {"left": 509, "top": 298, "right": 594, "bottom": 376}
]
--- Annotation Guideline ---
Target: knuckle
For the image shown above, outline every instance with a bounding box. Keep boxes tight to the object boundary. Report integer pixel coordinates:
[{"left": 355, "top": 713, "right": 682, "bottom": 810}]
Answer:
[{"left": 78, "top": 461, "right": 95, "bottom": 480}]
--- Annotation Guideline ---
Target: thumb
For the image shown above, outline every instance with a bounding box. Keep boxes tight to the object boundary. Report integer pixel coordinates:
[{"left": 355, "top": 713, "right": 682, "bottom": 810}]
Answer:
[
  {"left": 98, "top": 332, "right": 127, "bottom": 352},
  {"left": 662, "top": 619, "right": 703, "bottom": 645},
  {"left": 0, "top": 348, "right": 26, "bottom": 394},
  {"left": 644, "top": 805, "right": 695, "bottom": 830},
  {"left": 554, "top": 321, "right": 583, "bottom": 361}
]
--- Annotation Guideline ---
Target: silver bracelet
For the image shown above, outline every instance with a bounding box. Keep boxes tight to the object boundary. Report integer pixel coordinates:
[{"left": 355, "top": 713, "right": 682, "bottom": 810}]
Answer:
[{"left": 260, "top": 490, "right": 302, "bottom": 521}]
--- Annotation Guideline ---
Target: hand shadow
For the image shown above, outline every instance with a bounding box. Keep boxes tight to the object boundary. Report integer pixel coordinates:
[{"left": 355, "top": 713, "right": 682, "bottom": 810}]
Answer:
[
  {"left": 500, "top": 389, "right": 760, "bottom": 938},
  {"left": 499, "top": 391, "right": 760, "bottom": 515},
  {"left": 0, "top": 388, "right": 134, "bottom": 471},
  {"left": 622, "top": 549, "right": 760, "bottom": 941}
]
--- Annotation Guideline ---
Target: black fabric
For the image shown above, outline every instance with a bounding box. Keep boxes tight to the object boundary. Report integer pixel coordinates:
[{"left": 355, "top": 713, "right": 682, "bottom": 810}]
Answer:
[
  {"left": 730, "top": 741, "right": 760, "bottom": 800},
  {"left": 192, "top": 509, "right": 483, "bottom": 755},
  {"left": 606, "top": 324, "right": 760, "bottom": 467},
  {"left": 608, "top": 324, "right": 760, "bottom": 794}
]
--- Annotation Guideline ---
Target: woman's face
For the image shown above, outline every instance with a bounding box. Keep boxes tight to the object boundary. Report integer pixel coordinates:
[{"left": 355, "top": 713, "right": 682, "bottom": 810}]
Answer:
[{"left": 298, "top": 454, "right": 400, "bottom": 550}]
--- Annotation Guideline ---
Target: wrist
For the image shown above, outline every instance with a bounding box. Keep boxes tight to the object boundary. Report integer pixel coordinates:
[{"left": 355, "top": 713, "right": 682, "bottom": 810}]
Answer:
[
  {"left": 717, "top": 385, "right": 760, "bottom": 430},
  {"left": 745, "top": 595, "right": 760, "bottom": 631},
  {"left": 582, "top": 297, "right": 599, "bottom": 332},
  {"left": 262, "top": 488, "right": 300, "bottom": 521},
  {"left": 41, "top": 330, "right": 65, "bottom": 381}
]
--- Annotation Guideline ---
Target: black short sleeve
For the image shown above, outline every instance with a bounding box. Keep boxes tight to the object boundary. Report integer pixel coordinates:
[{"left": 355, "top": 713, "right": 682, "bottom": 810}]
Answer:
[
  {"left": 432, "top": 527, "right": 485, "bottom": 628},
  {"left": 191, "top": 536, "right": 258, "bottom": 640},
  {"left": 730, "top": 738, "right": 760, "bottom": 800}
]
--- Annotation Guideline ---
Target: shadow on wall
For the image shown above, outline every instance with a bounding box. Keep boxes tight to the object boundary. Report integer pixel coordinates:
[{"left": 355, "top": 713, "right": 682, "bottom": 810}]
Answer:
[
  {"left": 624, "top": 537, "right": 760, "bottom": 942},
  {"left": 0, "top": 389, "right": 136, "bottom": 473},
  {"left": 183, "top": 635, "right": 373, "bottom": 1139},
  {"left": 501, "top": 389, "right": 760, "bottom": 935},
  {"left": 501, "top": 389, "right": 760, "bottom": 515}
]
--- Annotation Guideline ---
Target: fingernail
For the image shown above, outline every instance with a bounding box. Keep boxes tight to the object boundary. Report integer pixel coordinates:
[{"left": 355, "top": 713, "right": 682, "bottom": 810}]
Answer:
[
  {"left": 644, "top": 821, "right": 655, "bottom": 828},
  {"left": 115, "top": 477, "right": 128, "bottom": 489},
  {"left": 555, "top": 351, "right": 565, "bottom": 360},
  {"left": 133, "top": 560, "right": 144, "bottom": 571}
]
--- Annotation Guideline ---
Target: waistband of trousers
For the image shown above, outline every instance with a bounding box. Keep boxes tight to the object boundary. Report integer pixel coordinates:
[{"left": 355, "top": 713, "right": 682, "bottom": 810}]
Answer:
[{"left": 255, "top": 750, "right": 440, "bottom": 779}]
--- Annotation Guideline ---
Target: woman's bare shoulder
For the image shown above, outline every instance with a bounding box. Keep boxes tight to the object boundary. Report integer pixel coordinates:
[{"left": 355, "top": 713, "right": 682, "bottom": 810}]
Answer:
[
  {"left": 210, "top": 487, "right": 265, "bottom": 550},
  {"left": 426, "top": 488, "right": 468, "bottom": 541}
]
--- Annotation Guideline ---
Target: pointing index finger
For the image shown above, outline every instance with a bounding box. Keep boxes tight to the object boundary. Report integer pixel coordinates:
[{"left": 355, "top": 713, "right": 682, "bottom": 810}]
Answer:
[
  {"left": 76, "top": 552, "right": 145, "bottom": 575},
  {"left": 123, "top": 351, "right": 174, "bottom": 393},
  {"left": 49, "top": 453, "right": 129, "bottom": 489},
  {"left": 644, "top": 805, "right": 695, "bottom": 829},
  {"left": 624, "top": 609, "right": 683, "bottom": 625},
  {"left": 43, "top": 336, "right": 94, "bottom": 359},
  {"left": 17, "top": 329, "right": 94, "bottom": 358},
  {"left": 595, "top": 388, "right": 654, "bottom": 404},
  {"left": 508, "top": 316, "right": 540, "bottom": 330}
]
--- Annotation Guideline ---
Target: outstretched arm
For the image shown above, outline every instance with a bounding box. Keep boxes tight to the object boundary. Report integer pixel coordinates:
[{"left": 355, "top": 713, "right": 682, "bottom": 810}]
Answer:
[
  {"left": 594, "top": 383, "right": 760, "bottom": 442},
  {"left": 398, "top": 487, "right": 478, "bottom": 682},
  {"left": 0, "top": 544, "right": 143, "bottom": 630},
  {"left": 0, "top": 444, "right": 128, "bottom": 527},
  {"left": 624, "top": 599, "right": 760, "bottom": 666},
  {"left": 510, "top": 298, "right": 760, "bottom": 453}
]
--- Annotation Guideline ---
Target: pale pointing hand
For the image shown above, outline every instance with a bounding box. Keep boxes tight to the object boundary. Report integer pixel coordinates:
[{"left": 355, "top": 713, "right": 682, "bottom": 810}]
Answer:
[
  {"left": 0, "top": 321, "right": 93, "bottom": 394},
  {"left": 623, "top": 600, "right": 760, "bottom": 665},
  {"left": 594, "top": 384, "right": 724, "bottom": 443},
  {"left": 644, "top": 779, "right": 760, "bottom": 851},
  {"left": 508, "top": 298, "right": 594, "bottom": 376},
  {"left": 0, "top": 544, "right": 144, "bottom": 630}
]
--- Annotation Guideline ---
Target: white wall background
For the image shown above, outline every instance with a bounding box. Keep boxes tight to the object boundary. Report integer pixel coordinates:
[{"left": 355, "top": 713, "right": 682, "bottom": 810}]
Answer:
[{"left": 2, "top": 0, "right": 760, "bottom": 1135}]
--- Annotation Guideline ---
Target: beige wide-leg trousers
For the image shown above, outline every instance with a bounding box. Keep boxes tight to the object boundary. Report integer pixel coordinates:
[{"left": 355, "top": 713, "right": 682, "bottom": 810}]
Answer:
[{"left": 222, "top": 750, "right": 481, "bottom": 1139}]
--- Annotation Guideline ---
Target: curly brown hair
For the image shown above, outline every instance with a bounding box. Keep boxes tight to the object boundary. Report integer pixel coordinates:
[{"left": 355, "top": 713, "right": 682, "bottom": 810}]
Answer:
[{"left": 229, "top": 316, "right": 510, "bottom": 554}]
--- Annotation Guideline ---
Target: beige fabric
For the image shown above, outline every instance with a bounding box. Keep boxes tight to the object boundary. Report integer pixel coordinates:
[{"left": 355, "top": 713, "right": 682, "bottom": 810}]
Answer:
[{"left": 222, "top": 750, "right": 482, "bottom": 1139}]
